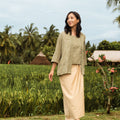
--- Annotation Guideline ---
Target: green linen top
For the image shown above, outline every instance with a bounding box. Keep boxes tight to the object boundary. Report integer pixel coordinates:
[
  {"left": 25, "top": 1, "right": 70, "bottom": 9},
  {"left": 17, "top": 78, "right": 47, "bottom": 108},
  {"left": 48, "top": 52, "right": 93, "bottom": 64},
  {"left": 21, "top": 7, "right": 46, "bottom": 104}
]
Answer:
[{"left": 51, "top": 31, "right": 87, "bottom": 76}]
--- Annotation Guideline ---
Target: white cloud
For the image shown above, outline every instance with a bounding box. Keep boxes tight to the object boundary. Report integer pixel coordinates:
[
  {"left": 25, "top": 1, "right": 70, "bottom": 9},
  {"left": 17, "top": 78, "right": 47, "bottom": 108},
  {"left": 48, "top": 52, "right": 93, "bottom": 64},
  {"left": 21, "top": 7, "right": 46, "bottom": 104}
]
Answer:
[
  {"left": 0, "top": 13, "right": 10, "bottom": 18},
  {"left": 0, "top": 0, "right": 120, "bottom": 46},
  {"left": 90, "top": 30, "right": 120, "bottom": 40}
]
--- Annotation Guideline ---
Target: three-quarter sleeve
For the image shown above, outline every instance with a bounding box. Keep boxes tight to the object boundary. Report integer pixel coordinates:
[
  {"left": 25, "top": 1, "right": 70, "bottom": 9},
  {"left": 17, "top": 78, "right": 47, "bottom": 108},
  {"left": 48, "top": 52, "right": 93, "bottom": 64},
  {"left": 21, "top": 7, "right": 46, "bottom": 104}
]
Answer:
[
  {"left": 51, "top": 32, "right": 62, "bottom": 64},
  {"left": 83, "top": 35, "right": 87, "bottom": 65}
]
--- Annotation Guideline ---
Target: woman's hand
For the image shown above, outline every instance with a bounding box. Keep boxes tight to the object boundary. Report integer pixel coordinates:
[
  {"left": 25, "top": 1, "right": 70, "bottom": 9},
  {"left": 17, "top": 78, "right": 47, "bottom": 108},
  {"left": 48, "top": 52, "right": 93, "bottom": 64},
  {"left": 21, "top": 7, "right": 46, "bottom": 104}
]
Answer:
[
  {"left": 49, "top": 62, "right": 57, "bottom": 82},
  {"left": 49, "top": 70, "right": 54, "bottom": 82}
]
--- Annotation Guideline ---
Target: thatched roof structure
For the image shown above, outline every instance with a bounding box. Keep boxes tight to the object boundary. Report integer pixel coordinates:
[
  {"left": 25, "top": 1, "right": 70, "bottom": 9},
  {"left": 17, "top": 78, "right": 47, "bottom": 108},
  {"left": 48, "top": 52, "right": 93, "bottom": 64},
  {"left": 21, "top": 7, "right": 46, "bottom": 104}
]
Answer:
[
  {"left": 88, "top": 50, "right": 120, "bottom": 62},
  {"left": 30, "top": 51, "right": 51, "bottom": 65}
]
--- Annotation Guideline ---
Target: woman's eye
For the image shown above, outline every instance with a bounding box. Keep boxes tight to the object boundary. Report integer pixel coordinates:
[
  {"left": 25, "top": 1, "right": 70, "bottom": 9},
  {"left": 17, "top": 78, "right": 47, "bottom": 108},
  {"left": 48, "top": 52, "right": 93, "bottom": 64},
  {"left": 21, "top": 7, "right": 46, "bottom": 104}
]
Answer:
[
  {"left": 68, "top": 17, "right": 73, "bottom": 20},
  {"left": 71, "top": 17, "right": 74, "bottom": 20}
]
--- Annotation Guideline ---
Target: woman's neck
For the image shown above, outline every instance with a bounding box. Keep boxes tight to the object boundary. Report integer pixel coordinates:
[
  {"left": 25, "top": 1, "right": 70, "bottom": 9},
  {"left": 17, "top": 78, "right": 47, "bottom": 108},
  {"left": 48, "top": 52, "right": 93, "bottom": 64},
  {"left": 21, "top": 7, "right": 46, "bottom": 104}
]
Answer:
[
  {"left": 71, "top": 25, "right": 77, "bottom": 35},
  {"left": 71, "top": 27, "right": 76, "bottom": 36}
]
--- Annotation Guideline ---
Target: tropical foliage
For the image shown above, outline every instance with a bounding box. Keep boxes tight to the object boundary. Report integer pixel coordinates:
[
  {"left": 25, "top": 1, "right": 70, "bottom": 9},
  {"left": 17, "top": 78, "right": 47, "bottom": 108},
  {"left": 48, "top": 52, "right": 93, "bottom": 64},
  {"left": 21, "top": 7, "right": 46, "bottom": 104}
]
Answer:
[
  {"left": 86, "top": 51, "right": 120, "bottom": 114},
  {"left": 0, "top": 23, "right": 120, "bottom": 64},
  {"left": 0, "top": 24, "right": 59, "bottom": 64},
  {"left": 0, "top": 64, "right": 120, "bottom": 117},
  {"left": 0, "top": 25, "right": 15, "bottom": 63},
  {"left": 107, "top": 0, "right": 120, "bottom": 27},
  {"left": 97, "top": 40, "right": 120, "bottom": 50}
]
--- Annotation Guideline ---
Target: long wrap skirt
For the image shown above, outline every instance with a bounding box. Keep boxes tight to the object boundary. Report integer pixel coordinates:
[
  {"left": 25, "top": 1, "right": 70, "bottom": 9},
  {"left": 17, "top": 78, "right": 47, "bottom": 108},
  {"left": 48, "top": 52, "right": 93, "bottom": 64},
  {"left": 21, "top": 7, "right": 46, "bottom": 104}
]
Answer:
[{"left": 59, "top": 64, "right": 85, "bottom": 120}]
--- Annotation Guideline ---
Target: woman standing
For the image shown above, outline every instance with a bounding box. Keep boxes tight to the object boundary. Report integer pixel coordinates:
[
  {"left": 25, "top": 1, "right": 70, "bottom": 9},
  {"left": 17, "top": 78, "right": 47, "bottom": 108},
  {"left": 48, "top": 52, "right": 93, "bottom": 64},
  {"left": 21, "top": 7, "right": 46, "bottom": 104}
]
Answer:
[{"left": 49, "top": 11, "right": 87, "bottom": 120}]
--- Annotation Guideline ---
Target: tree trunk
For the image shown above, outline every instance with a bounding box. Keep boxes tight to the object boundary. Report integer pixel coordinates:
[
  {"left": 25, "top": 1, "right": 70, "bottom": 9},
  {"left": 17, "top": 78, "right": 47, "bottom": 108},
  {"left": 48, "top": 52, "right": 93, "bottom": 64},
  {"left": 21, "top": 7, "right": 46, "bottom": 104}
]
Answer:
[{"left": 107, "top": 96, "right": 111, "bottom": 114}]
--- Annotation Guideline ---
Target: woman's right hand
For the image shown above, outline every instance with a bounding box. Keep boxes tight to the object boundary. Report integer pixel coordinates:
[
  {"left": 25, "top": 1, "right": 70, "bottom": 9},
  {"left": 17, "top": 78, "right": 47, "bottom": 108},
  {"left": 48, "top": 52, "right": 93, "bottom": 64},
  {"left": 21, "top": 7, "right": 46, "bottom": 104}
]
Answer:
[{"left": 49, "top": 70, "right": 54, "bottom": 82}]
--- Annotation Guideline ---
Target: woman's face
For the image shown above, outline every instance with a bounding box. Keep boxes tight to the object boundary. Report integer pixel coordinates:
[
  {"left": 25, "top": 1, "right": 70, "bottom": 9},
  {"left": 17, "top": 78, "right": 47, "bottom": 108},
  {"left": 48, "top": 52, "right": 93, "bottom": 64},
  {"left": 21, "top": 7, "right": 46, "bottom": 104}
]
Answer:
[{"left": 67, "top": 13, "right": 79, "bottom": 28}]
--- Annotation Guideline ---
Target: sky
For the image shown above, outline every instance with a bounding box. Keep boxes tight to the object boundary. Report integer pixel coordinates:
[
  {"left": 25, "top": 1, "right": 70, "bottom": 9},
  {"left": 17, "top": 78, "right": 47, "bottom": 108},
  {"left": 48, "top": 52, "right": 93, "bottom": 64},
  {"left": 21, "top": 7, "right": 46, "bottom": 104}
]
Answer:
[{"left": 0, "top": 0, "right": 120, "bottom": 47}]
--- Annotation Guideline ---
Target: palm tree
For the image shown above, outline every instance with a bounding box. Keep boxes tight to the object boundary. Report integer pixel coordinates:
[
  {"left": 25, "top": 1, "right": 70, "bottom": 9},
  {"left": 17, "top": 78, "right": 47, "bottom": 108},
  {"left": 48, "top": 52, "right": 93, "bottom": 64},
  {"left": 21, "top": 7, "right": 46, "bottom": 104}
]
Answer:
[
  {"left": 9, "top": 33, "right": 25, "bottom": 64},
  {"left": 113, "top": 15, "right": 120, "bottom": 27},
  {"left": 107, "top": 0, "right": 120, "bottom": 27},
  {"left": 42, "top": 24, "right": 59, "bottom": 47},
  {"left": 12, "top": 33, "right": 23, "bottom": 56},
  {"left": 0, "top": 25, "right": 15, "bottom": 63},
  {"left": 19, "top": 23, "right": 41, "bottom": 63},
  {"left": 20, "top": 23, "right": 39, "bottom": 50},
  {"left": 107, "top": 0, "right": 120, "bottom": 6},
  {"left": 41, "top": 24, "right": 59, "bottom": 61}
]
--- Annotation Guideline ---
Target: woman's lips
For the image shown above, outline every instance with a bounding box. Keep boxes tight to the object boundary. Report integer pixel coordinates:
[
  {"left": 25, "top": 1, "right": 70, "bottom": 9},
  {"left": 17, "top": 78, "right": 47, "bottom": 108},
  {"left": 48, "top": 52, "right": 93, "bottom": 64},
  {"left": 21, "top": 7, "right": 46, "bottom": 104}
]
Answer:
[{"left": 68, "top": 23, "right": 72, "bottom": 25}]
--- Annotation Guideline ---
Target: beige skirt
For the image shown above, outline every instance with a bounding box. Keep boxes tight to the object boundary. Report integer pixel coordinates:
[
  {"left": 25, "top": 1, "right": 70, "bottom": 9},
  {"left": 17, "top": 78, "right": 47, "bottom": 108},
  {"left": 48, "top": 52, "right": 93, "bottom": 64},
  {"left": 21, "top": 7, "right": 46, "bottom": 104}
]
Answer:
[{"left": 59, "top": 64, "right": 85, "bottom": 120}]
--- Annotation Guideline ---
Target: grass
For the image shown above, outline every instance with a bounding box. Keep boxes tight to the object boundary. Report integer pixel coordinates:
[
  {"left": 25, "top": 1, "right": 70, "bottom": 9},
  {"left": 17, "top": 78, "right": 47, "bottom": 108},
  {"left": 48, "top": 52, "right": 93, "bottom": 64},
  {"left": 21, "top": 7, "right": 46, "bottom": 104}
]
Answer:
[
  {"left": 0, "top": 111, "right": 120, "bottom": 120},
  {"left": 0, "top": 64, "right": 120, "bottom": 119}
]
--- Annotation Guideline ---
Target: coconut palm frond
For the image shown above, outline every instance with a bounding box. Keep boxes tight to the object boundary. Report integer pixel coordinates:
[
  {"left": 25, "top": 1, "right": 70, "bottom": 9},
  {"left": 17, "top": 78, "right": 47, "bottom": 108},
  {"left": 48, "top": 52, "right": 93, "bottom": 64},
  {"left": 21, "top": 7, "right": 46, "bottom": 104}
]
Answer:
[{"left": 113, "top": 15, "right": 120, "bottom": 27}]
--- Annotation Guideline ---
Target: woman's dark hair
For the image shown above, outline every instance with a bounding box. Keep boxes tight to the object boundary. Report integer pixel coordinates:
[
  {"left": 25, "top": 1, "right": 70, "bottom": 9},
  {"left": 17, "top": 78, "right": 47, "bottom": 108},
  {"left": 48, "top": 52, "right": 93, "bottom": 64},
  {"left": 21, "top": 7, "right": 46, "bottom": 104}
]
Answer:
[{"left": 64, "top": 11, "right": 82, "bottom": 38}]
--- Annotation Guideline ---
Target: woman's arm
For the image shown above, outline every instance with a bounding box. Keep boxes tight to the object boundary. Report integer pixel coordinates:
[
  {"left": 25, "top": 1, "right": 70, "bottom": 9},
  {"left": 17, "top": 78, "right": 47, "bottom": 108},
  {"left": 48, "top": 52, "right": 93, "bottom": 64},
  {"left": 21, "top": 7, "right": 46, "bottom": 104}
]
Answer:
[
  {"left": 51, "top": 32, "right": 62, "bottom": 63},
  {"left": 49, "top": 62, "right": 57, "bottom": 82},
  {"left": 49, "top": 32, "right": 63, "bottom": 82}
]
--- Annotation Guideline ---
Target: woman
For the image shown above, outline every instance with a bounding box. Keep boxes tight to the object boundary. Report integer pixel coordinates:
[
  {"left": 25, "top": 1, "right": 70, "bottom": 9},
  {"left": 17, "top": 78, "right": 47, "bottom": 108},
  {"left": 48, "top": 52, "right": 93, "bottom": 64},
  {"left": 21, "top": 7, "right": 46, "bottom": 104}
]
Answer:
[{"left": 49, "top": 11, "right": 87, "bottom": 120}]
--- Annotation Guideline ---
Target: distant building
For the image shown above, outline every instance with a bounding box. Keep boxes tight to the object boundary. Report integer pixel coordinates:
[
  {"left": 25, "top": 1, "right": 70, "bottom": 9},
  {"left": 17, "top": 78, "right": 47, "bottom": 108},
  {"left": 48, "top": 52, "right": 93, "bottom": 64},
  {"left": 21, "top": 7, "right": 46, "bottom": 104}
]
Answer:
[
  {"left": 88, "top": 50, "right": 120, "bottom": 65},
  {"left": 30, "top": 51, "right": 51, "bottom": 65}
]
